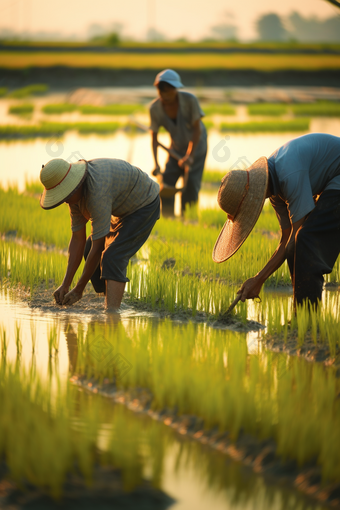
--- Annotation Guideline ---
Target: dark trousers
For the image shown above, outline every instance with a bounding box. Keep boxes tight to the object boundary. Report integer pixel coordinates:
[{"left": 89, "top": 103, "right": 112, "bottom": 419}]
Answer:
[
  {"left": 84, "top": 196, "right": 160, "bottom": 294},
  {"left": 162, "top": 147, "right": 207, "bottom": 217},
  {"left": 286, "top": 190, "right": 340, "bottom": 306}
]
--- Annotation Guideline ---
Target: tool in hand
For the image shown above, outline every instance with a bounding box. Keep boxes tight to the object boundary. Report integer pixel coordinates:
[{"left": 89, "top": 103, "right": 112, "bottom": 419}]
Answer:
[
  {"left": 222, "top": 294, "right": 261, "bottom": 318},
  {"left": 129, "top": 117, "right": 190, "bottom": 198}
]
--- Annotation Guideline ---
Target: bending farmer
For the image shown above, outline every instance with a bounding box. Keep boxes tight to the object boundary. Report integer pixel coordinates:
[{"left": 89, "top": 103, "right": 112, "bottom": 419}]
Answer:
[
  {"left": 40, "top": 158, "right": 160, "bottom": 311},
  {"left": 150, "top": 69, "right": 207, "bottom": 216},
  {"left": 213, "top": 133, "right": 340, "bottom": 307}
]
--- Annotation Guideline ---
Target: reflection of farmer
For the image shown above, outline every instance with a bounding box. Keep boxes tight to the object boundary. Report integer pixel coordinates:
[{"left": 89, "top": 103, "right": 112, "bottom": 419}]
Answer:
[
  {"left": 40, "top": 158, "right": 160, "bottom": 311},
  {"left": 150, "top": 69, "right": 207, "bottom": 216},
  {"left": 213, "top": 133, "right": 340, "bottom": 307}
]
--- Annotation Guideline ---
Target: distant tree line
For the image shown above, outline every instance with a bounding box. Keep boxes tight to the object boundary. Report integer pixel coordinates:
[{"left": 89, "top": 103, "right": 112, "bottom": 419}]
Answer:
[{"left": 256, "top": 12, "right": 340, "bottom": 42}]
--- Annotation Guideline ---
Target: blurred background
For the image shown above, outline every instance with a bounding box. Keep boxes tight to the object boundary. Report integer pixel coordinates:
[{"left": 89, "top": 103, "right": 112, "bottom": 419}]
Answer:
[{"left": 0, "top": 0, "right": 340, "bottom": 213}]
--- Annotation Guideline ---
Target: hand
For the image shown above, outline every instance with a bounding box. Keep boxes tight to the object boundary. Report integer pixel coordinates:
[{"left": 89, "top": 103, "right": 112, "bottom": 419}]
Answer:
[
  {"left": 237, "top": 276, "right": 263, "bottom": 302},
  {"left": 178, "top": 154, "right": 194, "bottom": 169},
  {"left": 53, "top": 284, "right": 69, "bottom": 305},
  {"left": 62, "top": 288, "right": 83, "bottom": 306},
  {"left": 152, "top": 165, "right": 161, "bottom": 177}
]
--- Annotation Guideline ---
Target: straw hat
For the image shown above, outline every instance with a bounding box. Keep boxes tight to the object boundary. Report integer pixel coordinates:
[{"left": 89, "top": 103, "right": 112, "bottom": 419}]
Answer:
[
  {"left": 40, "top": 158, "right": 87, "bottom": 210},
  {"left": 212, "top": 157, "right": 268, "bottom": 263}
]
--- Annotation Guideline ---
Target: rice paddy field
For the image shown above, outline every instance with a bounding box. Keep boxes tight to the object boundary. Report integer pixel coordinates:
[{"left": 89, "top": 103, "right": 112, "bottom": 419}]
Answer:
[{"left": 1, "top": 88, "right": 340, "bottom": 509}]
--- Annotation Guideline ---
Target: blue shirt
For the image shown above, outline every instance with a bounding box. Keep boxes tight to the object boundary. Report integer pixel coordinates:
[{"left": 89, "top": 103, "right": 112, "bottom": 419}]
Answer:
[{"left": 268, "top": 133, "right": 340, "bottom": 230}]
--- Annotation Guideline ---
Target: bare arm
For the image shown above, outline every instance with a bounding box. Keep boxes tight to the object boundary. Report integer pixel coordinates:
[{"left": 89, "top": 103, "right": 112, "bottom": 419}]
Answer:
[
  {"left": 238, "top": 216, "right": 306, "bottom": 301},
  {"left": 178, "top": 119, "right": 201, "bottom": 168},
  {"left": 54, "top": 227, "right": 86, "bottom": 304},
  {"left": 62, "top": 236, "right": 105, "bottom": 305},
  {"left": 152, "top": 131, "right": 160, "bottom": 170}
]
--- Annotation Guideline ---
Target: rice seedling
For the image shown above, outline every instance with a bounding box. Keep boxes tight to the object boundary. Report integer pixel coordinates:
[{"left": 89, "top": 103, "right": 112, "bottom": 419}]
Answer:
[
  {"left": 220, "top": 119, "right": 310, "bottom": 132},
  {"left": 42, "top": 103, "right": 78, "bottom": 114},
  {"left": 0, "top": 324, "right": 7, "bottom": 357},
  {"left": 202, "top": 103, "right": 236, "bottom": 116},
  {"left": 292, "top": 101, "right": 340, "bottom": 117},
  {"left": 8, "top": 84, "right": 49, "bottom": 98},
  {"left": 0, "top": 121, "right": 122, "bottom": 139},
  {"left": 0, "top": 87, "right": 8, "bottom": 97},
  {"left": 0, "top": 358, "right": 165, "bottom": 498},
  {"left": 74, "top": 319, "right": 340, "bottom": 483},
  {"left": 15, "top": 321, "right": 22, "bottom": 356},
  {"left": 202, "top": 169, "right": 225, "bottom": 184},
  {"left": 47, "top": 323, "right": 60, "bottom": 357},
  {"left": 8, "top": 103, "right": 34, "bottom": 115},
  {"left": 247, "top": 103, "right": 288, "bottom": 116},
  {"left": 79, "top": 104, "right": 146, "bottom": 115},
  {"left": 30, "top": 321, "right": 37, "bottom": 353}
]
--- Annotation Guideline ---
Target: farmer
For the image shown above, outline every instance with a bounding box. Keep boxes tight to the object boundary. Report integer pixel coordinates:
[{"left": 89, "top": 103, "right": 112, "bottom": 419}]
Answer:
[
  {"left": 149, "top": 68, "right": 207, "bottom": 216},
  {"left": 39, "top": 158, "right": 160, "bottom": 311},
  {"left": 213, "top": 133, "right": 340, "bottom": 307}
]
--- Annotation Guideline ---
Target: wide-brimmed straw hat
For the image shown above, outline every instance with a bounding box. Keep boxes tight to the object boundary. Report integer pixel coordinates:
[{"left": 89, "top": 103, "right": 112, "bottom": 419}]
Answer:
[
  {"left": 40, "top": 158, "right": 87, "bottom": 210},
  {"left": 212, "top": 157, "right": 268, "bottom": 263}
]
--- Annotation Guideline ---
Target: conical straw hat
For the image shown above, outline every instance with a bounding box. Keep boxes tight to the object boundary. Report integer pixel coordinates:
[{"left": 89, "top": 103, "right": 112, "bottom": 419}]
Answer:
[
  {"left": 212, "top": 157, "right": 268, "bottom": 263},
  {"left": 40, "top": 158, "right": 87, "bottom": 210}
]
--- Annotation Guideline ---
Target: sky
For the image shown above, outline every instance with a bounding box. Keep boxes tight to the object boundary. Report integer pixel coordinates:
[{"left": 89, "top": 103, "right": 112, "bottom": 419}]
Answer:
[{"left": 0, "top": 0, "right": 338, "bottom": 41}]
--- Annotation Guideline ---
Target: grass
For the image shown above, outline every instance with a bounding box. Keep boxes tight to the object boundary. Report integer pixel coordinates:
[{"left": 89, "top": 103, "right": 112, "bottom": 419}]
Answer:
[
  {"left": 292, "top": 101, "right": 340, "bottom": 117},
  {"left": 8, "top": 103, "right": 34, "bottom": 115},
  {"left": 7, "top": 84, "right": 49, "bottom": 98},
  {"left": 0, "top": 360, "right": 164, "bottom": 498},
  {"left": 0, "top": 121, "right": 122, "bottom": 139},
  {"left": 248, "top": 103, "right": 288, "bottom": 116},
  {"left": 0, "top": 52, "right": 340, "bottom": 71},
  {"left": 0, "top": 87, "right": 8, "bottom": 97},
  {"left": 79, "top": 104, "right": 146, "bottom": 115},
  {"left": 42, "top": 103, "right": 78, "bottom": 114},
  {"left": 202, "top": 103, "right": 236, "bottom": 115},
  {"left": 220, "top": 119, "right": 310, "bottom": 132},
  {"left": 74, "top": 319, "right": 340, "bottom": 483},
  {"left": 202, "top": 170, "right": 225, "bottom": 184}
]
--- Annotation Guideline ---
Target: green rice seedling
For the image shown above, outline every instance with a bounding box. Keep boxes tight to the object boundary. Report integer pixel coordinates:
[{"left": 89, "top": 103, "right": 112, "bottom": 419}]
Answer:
[
  {"left": 25, "top": 178, "right": 44, "bottom": 195},
  {"left": 202, "top": 119, "right": 214, "bottom": 130},
  {"left": 0, "top": 324, "right": 7, "bottom": 357},
  {"left": 80, "top": 104, "right": 146, "bottom": 115},
  {"left": 292, "top": 101, "right": 340, "bottom": 117},
  {"left": 75, "top": 320, "right": 340, "bottom": 483},
  {"left": 30, "top": 321, "right": 37, "bottom": 353},
  {"left": 201, "top": 169, "right": 225, "bottom": 184},
  {"left": 8, "top": 84, "right": 49, "bottom": 98},
  {"left": 8, "top": 103, "right": 34, "bottom": 115},
  {"left": 0, "top": 359, "right": 164, "bottom": 498},
  {"left": 0, "top": 87, "right": 8, "bottom": 97},
  {"left": 42, "top": 103, "right": 78, "bottom": 114},
  {"left": 15, "top": 322, "right": 22, "bottom": 357},
  {"left": 202, "top": 103, "right": 236, "bottom": 116},
  {"left": 75, "top": 121, "right": 121, "bottom": 134},
  {"left": 248, "top": 103, "right": 288, "bottom": 116},
  {"left": 220, "top": 119, "right": 310, "bottom": 132}
]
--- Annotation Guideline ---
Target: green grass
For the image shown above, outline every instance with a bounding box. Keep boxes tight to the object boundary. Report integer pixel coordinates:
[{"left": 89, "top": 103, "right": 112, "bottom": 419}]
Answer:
[
  {"left": 79, "top": 104, "right": 146, "bottom": 115},
  {"left": 42, "top": 103, "right": 78, "bottom": 114},
  {"left": 0, "top": 360, "right": 163, "bottom": 498},
  {"left": 8, "top": 84, "right": 49, "bottom": 98},
  {"left": 0, "top": 121, "right": 122, "bottom": 139},
  {"left": 202, "top": 170, "right": 225, "bottom": 183},
  {"left": 248, "top": 103, "right": 288, "bottom": 116},
  {"left": 8, "top": 103, "right": 34, "bottom": 115},
  {"left": 292, "top": 101, "right": 340, "bottom": 117},
  {"left": 220, "top": 119, "right": 310, "bottom": 132},
  {"left": 0, "top": 87, "right": 8, "bottom": 97},
  {"left": 202, "top": 103, "right": 236, "bottom": 116},
  {"left": 74, "top": 319, "right": 340, "bottom": 483}
]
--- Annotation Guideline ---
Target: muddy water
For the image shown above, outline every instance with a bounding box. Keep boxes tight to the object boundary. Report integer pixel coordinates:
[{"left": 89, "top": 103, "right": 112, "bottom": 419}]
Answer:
[{"left": 0, "top": 288, "right": 327, "bottom": 510}]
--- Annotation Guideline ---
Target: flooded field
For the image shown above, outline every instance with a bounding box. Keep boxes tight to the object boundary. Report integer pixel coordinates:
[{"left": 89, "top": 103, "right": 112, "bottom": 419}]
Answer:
[{"left": 1, "top": 89, "right": 340, "bottom": 509}]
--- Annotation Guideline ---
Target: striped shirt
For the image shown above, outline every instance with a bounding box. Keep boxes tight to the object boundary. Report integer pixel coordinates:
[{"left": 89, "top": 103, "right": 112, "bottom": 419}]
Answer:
[{"left": 69, "top": 159, "right": 159, "bottom": 240}]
